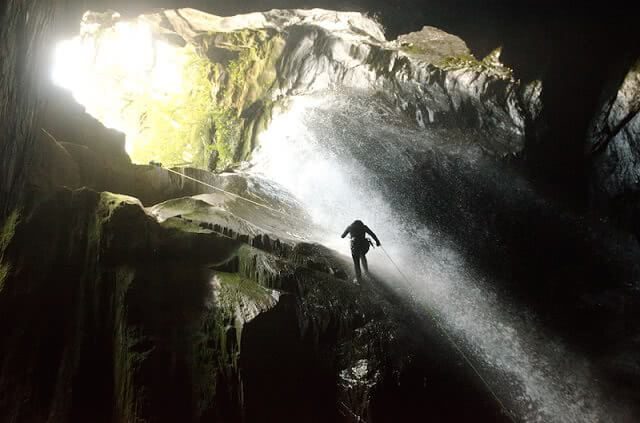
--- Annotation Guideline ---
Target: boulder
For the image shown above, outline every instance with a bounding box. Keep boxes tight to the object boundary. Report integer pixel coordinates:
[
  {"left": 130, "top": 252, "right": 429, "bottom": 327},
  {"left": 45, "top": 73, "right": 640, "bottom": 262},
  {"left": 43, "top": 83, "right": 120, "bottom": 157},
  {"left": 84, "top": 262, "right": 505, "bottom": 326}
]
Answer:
[{"left": 397, "top": 26, "right": 471, "bottom": 64}]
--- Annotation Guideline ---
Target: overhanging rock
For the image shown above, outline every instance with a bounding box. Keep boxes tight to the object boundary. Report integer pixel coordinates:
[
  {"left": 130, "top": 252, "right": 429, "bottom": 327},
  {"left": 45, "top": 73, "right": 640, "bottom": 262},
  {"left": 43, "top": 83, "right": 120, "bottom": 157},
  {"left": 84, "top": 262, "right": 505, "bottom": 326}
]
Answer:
[{"left": 56, "top": 8, "right": 529, "bottom": 170}]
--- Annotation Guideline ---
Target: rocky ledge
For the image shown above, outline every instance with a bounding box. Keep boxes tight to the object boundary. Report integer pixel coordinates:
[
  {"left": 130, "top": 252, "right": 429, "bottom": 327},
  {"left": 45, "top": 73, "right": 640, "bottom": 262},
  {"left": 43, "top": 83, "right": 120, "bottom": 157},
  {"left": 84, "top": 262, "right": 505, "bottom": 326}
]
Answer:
[{"left": 0, "top": 189, "right": 508, "bottom": 422}]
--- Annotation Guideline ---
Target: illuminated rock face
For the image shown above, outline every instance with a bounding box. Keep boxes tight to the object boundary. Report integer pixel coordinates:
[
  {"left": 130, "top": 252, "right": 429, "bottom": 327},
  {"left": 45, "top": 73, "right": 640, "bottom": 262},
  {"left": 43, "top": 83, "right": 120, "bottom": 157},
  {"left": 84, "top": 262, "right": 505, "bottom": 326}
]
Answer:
[
  {"left": 52, "top": 8, "right": 527, "bottom": 170},
  {"left": 52, "top": 11, "right": 220, "bottom": 169},
  {"left": 4, "top": 5, "right": 640, "bottom": 423},
  {"left": 589, "top": 60, "right": 640, "bottom": 214}
]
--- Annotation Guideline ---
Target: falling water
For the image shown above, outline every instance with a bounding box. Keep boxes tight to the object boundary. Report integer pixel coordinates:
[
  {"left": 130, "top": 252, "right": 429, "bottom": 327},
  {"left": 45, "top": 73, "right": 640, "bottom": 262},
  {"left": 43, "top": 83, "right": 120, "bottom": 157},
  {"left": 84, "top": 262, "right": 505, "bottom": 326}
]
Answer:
[{"left": 250, "top": 91, "right": 627, "bottom": 422}]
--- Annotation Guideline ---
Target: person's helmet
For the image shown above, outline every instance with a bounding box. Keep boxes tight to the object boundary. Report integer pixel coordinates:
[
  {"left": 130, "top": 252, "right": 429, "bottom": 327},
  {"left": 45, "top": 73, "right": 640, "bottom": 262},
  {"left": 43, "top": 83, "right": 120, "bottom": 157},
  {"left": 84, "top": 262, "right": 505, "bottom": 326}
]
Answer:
[{"left": 353, "top": 219, "right": 364, "bottom": 227}]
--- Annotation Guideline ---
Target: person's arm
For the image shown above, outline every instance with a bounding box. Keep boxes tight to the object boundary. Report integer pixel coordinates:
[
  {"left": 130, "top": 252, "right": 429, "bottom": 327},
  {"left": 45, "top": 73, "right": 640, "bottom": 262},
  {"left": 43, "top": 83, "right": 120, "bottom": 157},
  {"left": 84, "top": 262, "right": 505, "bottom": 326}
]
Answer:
[
  {"left": 365, "top": 226, "right": 381, "bottom": 246},
  {"left": 341, "top": 225, "right": 351, "bottom": 238}
]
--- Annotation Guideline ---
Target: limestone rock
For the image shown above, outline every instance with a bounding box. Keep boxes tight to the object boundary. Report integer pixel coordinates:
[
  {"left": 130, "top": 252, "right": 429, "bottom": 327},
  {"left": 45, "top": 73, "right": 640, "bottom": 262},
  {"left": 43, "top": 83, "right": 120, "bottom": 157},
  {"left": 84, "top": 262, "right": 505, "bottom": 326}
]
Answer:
[
  {"left": 59, "top": 8, "right": 528, "bottom": 169},
  {"left": 0, "top": 186, "right": 465, "bottom": 422},
  {"left": 397, "top": 26, "right": 471, "bottom": 64},
  {"left": 590, "top": 59, "right": 640, "bottom": 200},
  {"left": 28, "top": 129, "right": 81, "bottom": 192}
]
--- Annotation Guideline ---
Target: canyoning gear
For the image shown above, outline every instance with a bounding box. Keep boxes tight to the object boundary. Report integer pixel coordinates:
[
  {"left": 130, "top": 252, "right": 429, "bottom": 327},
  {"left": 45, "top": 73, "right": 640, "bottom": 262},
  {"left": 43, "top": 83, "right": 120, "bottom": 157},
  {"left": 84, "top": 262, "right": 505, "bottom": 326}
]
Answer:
[
  {"left": 352, "top": 237, "right": 370, "bottom": 255},
  {"left": 341, "top": 220, "right": 380, "bottom": 280},
  {"left": 341, "top": 220, "right": 380, "bottom": 245}
]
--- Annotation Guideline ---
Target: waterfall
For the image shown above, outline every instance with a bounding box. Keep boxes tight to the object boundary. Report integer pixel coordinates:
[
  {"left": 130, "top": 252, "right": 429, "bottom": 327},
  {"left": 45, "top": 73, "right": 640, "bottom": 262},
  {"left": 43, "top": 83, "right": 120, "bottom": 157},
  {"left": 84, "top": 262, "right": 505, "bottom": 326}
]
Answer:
[{"left": 249, "top": 91, "right": 623, "bottom": 422}]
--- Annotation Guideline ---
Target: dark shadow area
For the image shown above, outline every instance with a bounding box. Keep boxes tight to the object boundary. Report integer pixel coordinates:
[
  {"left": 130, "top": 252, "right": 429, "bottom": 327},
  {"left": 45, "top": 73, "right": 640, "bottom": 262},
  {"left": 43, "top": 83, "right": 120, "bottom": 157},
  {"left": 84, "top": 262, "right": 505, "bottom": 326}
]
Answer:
[
  {"left": 402, "top": 149, "right": 640, "bottom": 413},
  {"left": 240, "top": 277, "right": 511, "bottom": 423},
  {"left": 240, "top": 295, "right": 340, "bottom": 423},
  {"left": 362, "top": 273, "right": 512, "bottom": 422},
  {"left": 406, "top": 148, "right": 640, "bottom": 348}
]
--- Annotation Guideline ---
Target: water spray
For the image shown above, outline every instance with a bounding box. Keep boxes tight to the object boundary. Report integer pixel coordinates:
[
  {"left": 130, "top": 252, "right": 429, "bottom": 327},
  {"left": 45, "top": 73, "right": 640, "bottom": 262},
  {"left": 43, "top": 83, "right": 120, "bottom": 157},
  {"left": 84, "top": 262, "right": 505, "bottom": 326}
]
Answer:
[
  {"left": 379, "top": 245, "right": 516, "bottom": 423},
  {"left": 154, "top": 160, "right": 519, "bottom": 422}
]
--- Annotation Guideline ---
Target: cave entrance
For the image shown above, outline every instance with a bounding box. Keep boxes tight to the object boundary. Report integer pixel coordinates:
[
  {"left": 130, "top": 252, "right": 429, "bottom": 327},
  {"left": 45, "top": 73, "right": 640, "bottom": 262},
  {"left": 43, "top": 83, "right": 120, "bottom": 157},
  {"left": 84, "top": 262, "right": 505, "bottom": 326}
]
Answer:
[{"left": 51, "top": 11, "right": 216, "bottom": 168}]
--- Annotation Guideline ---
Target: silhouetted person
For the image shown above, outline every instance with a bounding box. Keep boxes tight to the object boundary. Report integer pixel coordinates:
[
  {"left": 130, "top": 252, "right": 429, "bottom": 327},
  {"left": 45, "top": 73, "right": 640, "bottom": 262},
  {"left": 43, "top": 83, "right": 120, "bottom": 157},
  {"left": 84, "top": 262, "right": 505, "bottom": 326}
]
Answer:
[{"left": 341, "top": 220, "right": 380, "bottom": 281}]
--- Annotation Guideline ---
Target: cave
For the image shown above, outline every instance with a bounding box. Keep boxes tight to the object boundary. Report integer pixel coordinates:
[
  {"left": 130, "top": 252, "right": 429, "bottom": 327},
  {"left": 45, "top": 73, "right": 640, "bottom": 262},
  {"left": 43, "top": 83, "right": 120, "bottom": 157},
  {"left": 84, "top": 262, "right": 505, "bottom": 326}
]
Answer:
[{"left": 1, "top": 1, "right": 639, "bottom": 422}]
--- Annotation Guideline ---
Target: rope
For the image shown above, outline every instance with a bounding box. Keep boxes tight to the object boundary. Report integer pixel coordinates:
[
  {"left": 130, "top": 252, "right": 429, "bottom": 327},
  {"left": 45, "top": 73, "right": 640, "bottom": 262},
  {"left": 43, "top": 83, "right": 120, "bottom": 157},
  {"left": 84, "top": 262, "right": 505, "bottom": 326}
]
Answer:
[
  {"left": 339, "top": 402, "right": 364, "bottom": 422},
  {"left": 41, "top": 128, "right": 60, "bottom": 143},
  {"left": 156, "top": 163, "right": 514, "bottom": 420},
  {"left": 38, "top": 135, "right": 281, "bottom": 240},
  {"left": 159, "top": 165, "right": 311, "bottom": 240},
  {"left": 163, "top": 166, "right": 290, "bottom": 217},
  {"left": 379, "top": 246, "right": 517, "bottom": 423}
]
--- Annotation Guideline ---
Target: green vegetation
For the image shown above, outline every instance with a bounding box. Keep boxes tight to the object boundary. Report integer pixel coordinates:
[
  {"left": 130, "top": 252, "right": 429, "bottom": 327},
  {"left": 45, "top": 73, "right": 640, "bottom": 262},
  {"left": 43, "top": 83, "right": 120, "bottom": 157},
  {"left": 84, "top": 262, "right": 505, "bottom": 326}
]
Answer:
[
  {"left": 215, "top": 271, "right": 276, "bottom": 316},
  {"left": 0, "top": 209, "right": 19, "bottom": 254},
  {"left": 192, "top": 270, "right": 279, "bottom": 416},
  {"left": 222, "top": 30, "right": 281, "bottom": 108},
  {"left": 0, "top": 263, "right": 9, "bottom": 292},
  {"left": 126, "top": 45, "right": 218, "bottom": 169},
  {"left": 127, "top": 29, "right": 284, "bottom": 171},
  {"left": 205, "top": 29, "right": 284, "bottom": 167},
  {"left": 0, "top": 209, "right": 20, "bottom": 292},
  {"left": 160, "top": 216, "right": 210, "bottom": 234},
  {"left": 438, "top": 48, "right": 512, "bottom": 79},
  {"left": 399, "top": 43, "right": 427, "bottom": 56}
]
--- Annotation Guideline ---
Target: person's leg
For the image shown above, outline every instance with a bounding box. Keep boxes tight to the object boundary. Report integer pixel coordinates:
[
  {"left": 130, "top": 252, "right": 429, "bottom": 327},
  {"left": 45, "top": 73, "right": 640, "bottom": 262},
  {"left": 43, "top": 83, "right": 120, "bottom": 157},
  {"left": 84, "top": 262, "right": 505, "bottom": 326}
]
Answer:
[
  {"left": 361, "top": 254, "right": 369, "bottom": 274},
  {"left": 352, "top": 253, "right": 362, "bottom": 280}
]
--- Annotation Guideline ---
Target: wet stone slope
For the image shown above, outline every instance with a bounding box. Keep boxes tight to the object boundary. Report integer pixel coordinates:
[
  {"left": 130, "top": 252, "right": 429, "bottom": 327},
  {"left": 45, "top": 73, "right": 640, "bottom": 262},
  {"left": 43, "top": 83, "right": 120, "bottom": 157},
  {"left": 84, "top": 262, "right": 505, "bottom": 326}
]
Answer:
[{"left": 0, "top": 188, "right": 508, "bottom": 423}]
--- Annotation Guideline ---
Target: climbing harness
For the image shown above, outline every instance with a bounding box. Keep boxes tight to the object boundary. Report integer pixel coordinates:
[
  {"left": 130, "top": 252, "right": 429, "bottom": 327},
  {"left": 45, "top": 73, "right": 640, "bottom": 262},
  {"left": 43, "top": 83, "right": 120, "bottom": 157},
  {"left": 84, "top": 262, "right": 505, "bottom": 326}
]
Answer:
[
  {"left": 153, "top": 164, "right": 515, "bottom": 420},
  {"left": 379, "top": 246, "right": 517, "bottom": 423}
]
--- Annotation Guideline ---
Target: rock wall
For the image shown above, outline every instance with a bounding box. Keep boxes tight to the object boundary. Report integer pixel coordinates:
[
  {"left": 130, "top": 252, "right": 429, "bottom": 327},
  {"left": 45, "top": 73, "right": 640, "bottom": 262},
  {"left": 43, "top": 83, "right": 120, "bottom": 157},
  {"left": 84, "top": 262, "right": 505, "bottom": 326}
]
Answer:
[
  {"left": 0, "top": 0, "right": 57, "bottom": 218},
  {"left": 2, "top": 3, "right": 640, "bottom": 422},
  {"left": 0, "top": 188, "right": 508, "bottom": 422},
  {"left": 61, "top": 8, "right": 527, "bottom": 171},
  {"left": 0, "top": 189, "right": 241, "bottom": 422},
  {"left": 589, "top": 59, "right": 640, "bottom": 232},
  {"left": 171, "top": 8, "right": 526, "bottom": 158}
]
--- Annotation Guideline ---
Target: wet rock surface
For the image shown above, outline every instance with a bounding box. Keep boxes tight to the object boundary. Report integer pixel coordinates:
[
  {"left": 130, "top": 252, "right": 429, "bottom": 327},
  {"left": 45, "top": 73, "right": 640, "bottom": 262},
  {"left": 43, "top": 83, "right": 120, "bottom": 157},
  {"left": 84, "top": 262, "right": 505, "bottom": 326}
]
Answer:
[
  {"left": 0, "top": 189, "right": 509, "bottom": 422},
  {"left": 0, "top": 1, "right": 59, "bottom": 217},
  {"left": 589, "top": 60, "right": 640, "bottom": 232},
  {"left": 2, "top": 2, "right": 640, "bottom": 422},
  {"left": 250, "top": 82, "right": 640, "bottom": 419},
  {"left": 396, "top": 26, "right": 471, "bottom": 63},
  {"left": 62, "top": 7, "right": 526, "bottom": 168}
]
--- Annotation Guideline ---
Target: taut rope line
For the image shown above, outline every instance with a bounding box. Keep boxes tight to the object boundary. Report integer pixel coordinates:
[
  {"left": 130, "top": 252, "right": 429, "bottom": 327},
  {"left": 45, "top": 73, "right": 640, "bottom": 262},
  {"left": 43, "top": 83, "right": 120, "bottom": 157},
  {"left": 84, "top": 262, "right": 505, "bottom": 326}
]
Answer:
[
  {"left": 156, "top": 163, "right": 517, "bottom": 421},
  {"left": 379, "top": 245, "right": 517, "bottom": 423},
  {"left": 163, "top": 166, "right": 293, "bottom": 218}
]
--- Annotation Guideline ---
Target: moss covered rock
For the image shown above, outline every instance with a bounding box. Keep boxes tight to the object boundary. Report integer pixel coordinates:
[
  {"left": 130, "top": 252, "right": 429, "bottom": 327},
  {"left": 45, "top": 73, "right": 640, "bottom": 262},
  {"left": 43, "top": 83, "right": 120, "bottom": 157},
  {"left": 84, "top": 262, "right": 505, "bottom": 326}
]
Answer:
[
  {"left": 0, "top": 185, "right": 510, "bottom": 422},
  {"left": 56, "top": 7, "right": 528, "bottom": 172}
]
